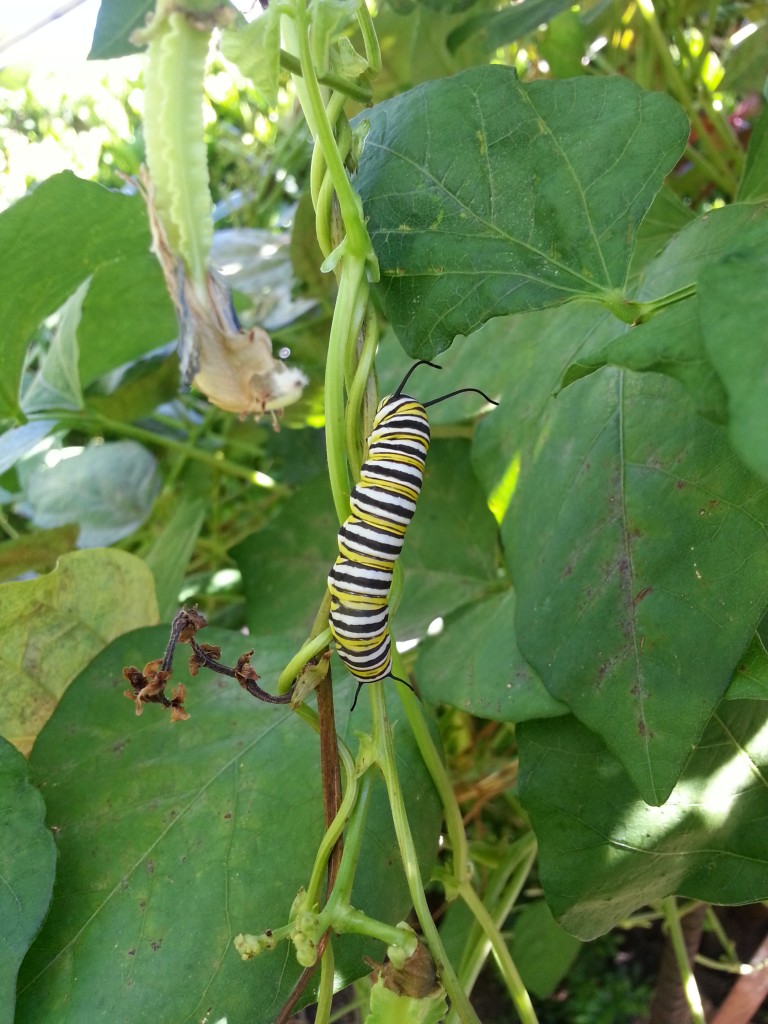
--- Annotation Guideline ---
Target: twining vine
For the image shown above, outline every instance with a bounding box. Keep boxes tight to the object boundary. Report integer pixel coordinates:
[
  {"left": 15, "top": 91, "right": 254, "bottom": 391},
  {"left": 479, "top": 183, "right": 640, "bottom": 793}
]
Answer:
[{"left": 125, "top": 3, "right": 539, "bottom": 1023}]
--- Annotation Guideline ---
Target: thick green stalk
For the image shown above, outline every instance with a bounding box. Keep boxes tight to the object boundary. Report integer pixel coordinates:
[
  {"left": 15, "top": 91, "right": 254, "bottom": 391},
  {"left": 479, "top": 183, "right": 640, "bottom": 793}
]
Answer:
[{"left": 315, "top": 943, "right": 335, "bottom": 1024}]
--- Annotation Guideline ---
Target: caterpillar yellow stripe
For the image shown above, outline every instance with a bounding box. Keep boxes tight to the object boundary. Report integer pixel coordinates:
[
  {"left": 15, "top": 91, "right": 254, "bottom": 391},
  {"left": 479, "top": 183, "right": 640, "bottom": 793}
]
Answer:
[{"left": 328, "top": 361, "right": 497, "bottom": 709}]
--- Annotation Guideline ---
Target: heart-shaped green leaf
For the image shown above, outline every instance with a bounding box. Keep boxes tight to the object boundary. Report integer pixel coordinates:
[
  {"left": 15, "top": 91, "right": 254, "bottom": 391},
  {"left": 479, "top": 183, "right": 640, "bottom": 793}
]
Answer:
[{"left": 355, "top": 67, "right": 688, "bottom": 356}]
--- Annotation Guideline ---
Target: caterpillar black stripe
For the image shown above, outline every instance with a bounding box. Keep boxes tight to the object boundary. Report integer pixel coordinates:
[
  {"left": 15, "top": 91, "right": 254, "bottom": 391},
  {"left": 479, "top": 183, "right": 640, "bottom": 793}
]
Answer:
[{"left": 328, "top": 360, "right": 497, "bottom": 709}]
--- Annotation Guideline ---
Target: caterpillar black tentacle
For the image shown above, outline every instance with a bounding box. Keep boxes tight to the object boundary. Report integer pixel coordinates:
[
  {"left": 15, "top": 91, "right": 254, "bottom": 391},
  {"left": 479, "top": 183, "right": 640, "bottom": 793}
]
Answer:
[{"left": 328, "top": 362, "right": 498, "bottom": 708}]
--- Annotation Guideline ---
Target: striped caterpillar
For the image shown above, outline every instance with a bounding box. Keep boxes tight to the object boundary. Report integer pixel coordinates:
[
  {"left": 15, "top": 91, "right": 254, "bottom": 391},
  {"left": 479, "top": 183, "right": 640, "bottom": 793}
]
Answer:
[{"left": 328, "top": 361, "right": 497, "bottom": 709}]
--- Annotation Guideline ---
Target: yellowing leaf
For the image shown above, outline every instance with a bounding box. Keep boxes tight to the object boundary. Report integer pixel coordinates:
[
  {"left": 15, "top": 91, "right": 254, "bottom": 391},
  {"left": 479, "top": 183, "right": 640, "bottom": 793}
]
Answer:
[{"left": 0, "top": 550, "right": 159, "bottom": 752}]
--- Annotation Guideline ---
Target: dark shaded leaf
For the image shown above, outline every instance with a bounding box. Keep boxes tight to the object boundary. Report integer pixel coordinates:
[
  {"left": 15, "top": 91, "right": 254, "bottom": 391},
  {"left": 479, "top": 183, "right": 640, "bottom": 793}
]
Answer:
[
  {"left": 0, "top": 527, "right": 78, "bottom": 584},
  {"left": 737, "top": 104, "right": 768, "bottom": 201},
  {"left": 447, "top": 0, "right": 575, "bottom": 53},
  {"left": 510, "top": 901, "right": 582, "bottom": 999},
  {"left": 396, "top": 440, "right": 499, "bottom": 639},
  {"left": 518, "top": 701, "right": 768, "bottom": 938},
  {"left": 557, "top": 301, "right": 729, "bottom": 424},
  {"left": 726, "top": 634, "right": 768, "bottom": 701},
  {"left": 0, "top": 737, "right": 56, "bottom": 1024},
  {"left": 144, "top": 497, "right": 207, "bottom": 619},
  {"left": 232, "top": 475, "right": 338, "bottom": 644}
]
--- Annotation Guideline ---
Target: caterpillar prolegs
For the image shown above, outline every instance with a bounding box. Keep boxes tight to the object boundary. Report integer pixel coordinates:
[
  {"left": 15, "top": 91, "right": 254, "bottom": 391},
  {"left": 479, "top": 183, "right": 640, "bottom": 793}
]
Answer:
[{"left": 328, "top": 361, "right": 497, "bottom": 709}]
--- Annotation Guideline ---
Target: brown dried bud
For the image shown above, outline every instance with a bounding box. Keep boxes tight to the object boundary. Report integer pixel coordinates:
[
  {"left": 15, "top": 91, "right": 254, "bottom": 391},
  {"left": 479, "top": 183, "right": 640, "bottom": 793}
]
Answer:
[
  {"left": 123, "top": 666, "right": 146, "bottom": 692},
  {"left": 234, "top": 650, "right": 260, "bottom": 688},
  {"left": 178, "top": 605, "right": 208, "bottom": 643}
]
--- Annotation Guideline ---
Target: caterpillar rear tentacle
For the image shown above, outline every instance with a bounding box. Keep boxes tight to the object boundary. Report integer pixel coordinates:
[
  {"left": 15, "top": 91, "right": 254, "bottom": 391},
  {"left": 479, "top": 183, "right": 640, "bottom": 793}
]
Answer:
[{"left": 328, "top": 362, "right": 498, "bottom": 709}]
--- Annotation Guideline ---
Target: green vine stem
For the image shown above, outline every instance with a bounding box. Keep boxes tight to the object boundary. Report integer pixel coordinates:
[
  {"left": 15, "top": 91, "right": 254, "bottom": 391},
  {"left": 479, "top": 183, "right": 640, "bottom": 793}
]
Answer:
[
  {"left": 46, "top": 410, "right": 282, "bottom": 487},
  {"left": 390, "top": 651, "right": 470, "bottom": 887},
  {"left": 457, "top": 874, "right": 539, "bottom": 1024},
  {"left": 660, "top": 896, "right": 707, "bottom": 1024},
  {"left": 370, "top": 683, "right": 483, "bottom": 1024},
  {"left": 303, "top": 738, "right": 358, "bottom": 911},
  {"left": 449, "top": 834, "right": 538, "bottom": 1022},
  {"left": 600, "top": 282, "right": 697, "bottom": 324},
  {"left": 316, "top": 942, "right": 335, "bottom": 1023},
  {"left": 279, "top": 48, "right": 372, "bottom": 103}
]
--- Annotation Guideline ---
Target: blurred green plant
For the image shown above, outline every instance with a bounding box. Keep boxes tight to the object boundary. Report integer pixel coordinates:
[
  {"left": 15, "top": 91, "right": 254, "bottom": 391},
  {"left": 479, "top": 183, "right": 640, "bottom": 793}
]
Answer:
[{"left": 1, "top": 1, "right": 768, "bottom": 1023}]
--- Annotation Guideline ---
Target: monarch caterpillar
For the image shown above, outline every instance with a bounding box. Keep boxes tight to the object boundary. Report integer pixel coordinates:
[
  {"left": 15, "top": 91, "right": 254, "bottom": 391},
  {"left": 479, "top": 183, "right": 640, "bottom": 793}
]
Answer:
[{"left": 328, "top": 361, "right": 497, "bottom": 709}]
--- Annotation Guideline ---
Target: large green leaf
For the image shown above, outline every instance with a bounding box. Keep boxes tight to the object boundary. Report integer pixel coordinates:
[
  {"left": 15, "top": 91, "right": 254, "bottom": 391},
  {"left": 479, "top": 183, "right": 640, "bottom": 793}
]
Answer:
[
  {"left": 518, "top": 701, "right": 768, "bottom": 939},
  {"left": 77, "top": 254, "right": 177, "bottom": 387},
  {"left": 699, "top": 245, "right": 768, "bottom": 481},
  {"left": 0, "top": 550, "right": 158, "bottom": 753},
  {"left": 449, "top": 298, "right": 768, "bottom": 804},
  {"left": 0, "top": 173, "right": 156, "bottom": 419},
  {"left": 505, "top": 366, "right": 768, "bottom": 804},
  {"left": 17, "top": 628, "right": 441, "bottom": 1024},
  {"left": 415, "top": 589, "right": 567, "bottom": 722},
  {"left": 354, "top": 68, "right": 688, "bottom": 356},
  {"left": 558, "top": 301, "right": 729, "bottom": 424},
  {"left": 0, "top": 737, "right": 56, "bottom": 1024}
]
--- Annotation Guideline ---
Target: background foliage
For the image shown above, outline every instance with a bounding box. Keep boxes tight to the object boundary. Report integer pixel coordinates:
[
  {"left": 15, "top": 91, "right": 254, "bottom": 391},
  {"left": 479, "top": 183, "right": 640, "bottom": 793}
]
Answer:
[{"left": 1, "top": 0, "right": 767, "bottom": 1021}]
